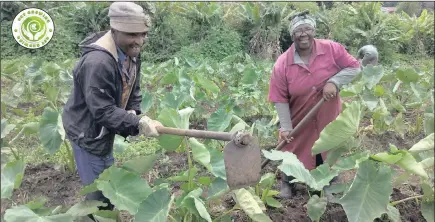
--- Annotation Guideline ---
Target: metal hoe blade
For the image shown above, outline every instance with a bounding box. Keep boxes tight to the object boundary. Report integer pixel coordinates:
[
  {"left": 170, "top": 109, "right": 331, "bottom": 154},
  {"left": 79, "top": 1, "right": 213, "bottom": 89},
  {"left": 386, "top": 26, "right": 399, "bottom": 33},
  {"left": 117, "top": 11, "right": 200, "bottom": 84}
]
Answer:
[{"left": 224, "top": 135, "right": 261, "bottom": 189}]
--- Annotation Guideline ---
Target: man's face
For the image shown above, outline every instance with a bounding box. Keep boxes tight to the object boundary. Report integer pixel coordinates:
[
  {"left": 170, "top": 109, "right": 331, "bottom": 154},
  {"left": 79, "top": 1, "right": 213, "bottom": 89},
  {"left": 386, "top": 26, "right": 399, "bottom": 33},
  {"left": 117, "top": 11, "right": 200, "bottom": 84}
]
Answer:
[
  {"left": 292, "top": 24, "right": 315, "bottom": 50},
  {"left": 112, "top": 30, "right": 148, "bottom": 58}
]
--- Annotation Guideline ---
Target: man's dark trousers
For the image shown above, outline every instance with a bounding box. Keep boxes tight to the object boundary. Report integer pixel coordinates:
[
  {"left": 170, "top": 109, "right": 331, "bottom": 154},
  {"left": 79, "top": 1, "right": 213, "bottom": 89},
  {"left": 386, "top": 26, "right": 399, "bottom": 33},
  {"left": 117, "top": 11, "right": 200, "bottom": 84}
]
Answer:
[{"left": 71, "top": 141, "right": 114, "bottom": 211}]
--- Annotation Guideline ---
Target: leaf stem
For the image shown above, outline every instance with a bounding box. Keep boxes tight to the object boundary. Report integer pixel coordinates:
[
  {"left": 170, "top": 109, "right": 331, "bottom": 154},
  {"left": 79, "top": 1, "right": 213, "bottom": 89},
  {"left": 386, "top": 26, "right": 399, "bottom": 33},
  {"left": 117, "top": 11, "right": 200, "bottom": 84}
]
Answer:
[
  {"left": 168, "top": 214, "right": 177, "bottom": 222},
  {"left": 9, "top": 128, "right": 24, "bottom": 145},
  {"left": 390, "top": 195, "right": 424, "bottom": 206},
  {"left": 63, "top": 140, "right": 75, "bottom": 173},
  {"left": 185, "top": 137, "right": 193, "bottom": 191},
  {"left": 8, "top": 128, "right": 24, "bottom": 160},
  {"left": 9, "top": 146, "right": 20, "bottom": 161},
  {"left": 212, "top": 207, "right": 236, "bottom": 222}
]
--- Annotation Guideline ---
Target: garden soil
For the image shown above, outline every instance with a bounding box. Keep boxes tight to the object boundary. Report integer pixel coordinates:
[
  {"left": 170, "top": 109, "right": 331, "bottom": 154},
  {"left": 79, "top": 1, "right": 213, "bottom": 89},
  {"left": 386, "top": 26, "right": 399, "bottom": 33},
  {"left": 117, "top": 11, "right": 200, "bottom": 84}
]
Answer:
[{"left": 0, "top": 135, "right": 430, "bottom": 222}]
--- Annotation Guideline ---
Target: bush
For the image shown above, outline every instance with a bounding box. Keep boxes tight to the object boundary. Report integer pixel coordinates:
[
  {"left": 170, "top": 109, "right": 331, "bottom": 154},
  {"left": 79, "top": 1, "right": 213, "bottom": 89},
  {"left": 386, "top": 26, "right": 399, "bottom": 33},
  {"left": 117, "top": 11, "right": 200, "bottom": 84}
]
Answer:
[
  {"left": 175, "top": 24, "right": 242, "bottom": 62},
  {"left": 199, "top": 25, "right": 242, "bottom": 61},
  {"left": 141, "top": 13, "right": 194, "bottom": 63}
]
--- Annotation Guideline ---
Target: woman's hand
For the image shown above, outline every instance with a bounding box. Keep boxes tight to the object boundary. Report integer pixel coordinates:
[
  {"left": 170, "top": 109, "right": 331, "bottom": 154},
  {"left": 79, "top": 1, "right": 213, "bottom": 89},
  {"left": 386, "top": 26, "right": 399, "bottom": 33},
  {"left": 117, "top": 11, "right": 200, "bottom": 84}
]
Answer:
[
  {"left": 323, "top": 83, "right": 337, "bottom": 101},
  {"left": 279, "top": 130, "right": 294, "bottom": 143}
]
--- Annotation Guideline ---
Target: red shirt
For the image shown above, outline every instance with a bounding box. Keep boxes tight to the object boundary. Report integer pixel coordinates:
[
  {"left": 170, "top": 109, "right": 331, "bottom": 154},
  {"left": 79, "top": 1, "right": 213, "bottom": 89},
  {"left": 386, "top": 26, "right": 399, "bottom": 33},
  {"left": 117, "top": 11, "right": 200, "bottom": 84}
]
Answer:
[{"left": 268, "top": 39, "right": 360, "bottom": 170}]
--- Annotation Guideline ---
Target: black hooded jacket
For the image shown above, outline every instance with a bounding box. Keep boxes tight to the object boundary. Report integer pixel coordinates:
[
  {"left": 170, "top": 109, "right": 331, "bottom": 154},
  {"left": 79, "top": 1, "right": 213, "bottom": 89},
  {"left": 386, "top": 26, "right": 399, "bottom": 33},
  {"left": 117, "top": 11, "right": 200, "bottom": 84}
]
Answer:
[{"left": 62, "top": 30, "right": 142, "bottom": 156}]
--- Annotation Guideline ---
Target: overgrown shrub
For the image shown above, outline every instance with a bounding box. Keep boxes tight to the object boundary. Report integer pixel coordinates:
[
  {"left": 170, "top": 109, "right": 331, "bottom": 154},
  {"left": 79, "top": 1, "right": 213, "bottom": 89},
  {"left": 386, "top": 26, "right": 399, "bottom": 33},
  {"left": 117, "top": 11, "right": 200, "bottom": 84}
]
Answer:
[
  {"left": 199, "top": 25, "right": 242, "bottom": 60},
  {"left": 141, "top": 13, "right": 194, "bottom": 63},
  {"left": 175, "top": 24, "right": 242, "bottom": 62}
]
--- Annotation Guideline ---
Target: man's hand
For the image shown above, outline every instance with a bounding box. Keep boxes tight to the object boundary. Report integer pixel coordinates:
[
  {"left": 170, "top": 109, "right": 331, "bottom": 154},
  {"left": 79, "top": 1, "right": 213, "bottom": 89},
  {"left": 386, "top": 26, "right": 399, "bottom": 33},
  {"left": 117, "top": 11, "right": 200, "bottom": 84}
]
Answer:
[
  {"left": 139, "top": 116, "right": 163, "bottom": 137},
  {"left": 323, "top": 82, "right": 337, "bottom": 101},
  {"left": 279, "top": 130, "right": 294, "bottom": 144}
]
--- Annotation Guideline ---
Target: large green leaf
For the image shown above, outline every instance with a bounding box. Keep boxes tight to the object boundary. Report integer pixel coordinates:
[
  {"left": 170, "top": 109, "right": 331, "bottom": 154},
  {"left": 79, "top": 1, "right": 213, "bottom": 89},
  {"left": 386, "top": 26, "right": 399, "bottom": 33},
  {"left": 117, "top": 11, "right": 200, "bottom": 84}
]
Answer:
[
  {"left": 326, "top": 137, "right": 361, "bottom": 167},
  {"left": 140, "top": 90, "right": 154, "bottom": 113},
  {"left": 160, "top": 92, "right": 185, "bottom": 110},
  {"left": 208, "top": 146, "right": 226, "bottom": 179},
  {"left": 262, "top": 150, "right": 336, "bottom": 190},
  {"left": 310, "top": 164, "right": 340, "bottom": 189},
  {"left": 340, "top": 81, "right": 364, "bottom": 97},
  {"left": 97, "top": 167, "right": 153, "bottom": 214},
  {"left": 421, "top": 181, "right": 434, "bottom": 202},
  {"left": 11, "top": 82, "right": 24, "bottom": 97},
  {"left": 409, "top": 133, "right": 434, "bottom": 153},
  {"left": 263, "top": 150, "right": 315, "bottom": 187},
  {"left": 39, "top": 107, "right": 65, "bottom": 155},
  {"left": 194, "top": 197, "right": 212, "bottom": 222},
  {"left": 307, "top": 195, "right": 327, "bottom": 222},
  {"left": 157, "top": 107, "right": 194, "bottom": 151},
  {"left": 22, "top": 122, "right": 39, "bottom": 136},
  {"left": 265, "top": 197, "right": 282, "bottom": 208},
  {"left": 338, "top": 160, "right": 393, "bottom": 222},
  {"left": 395, "top": 67, "right": 419, "bottom": 83},
  {"left": 134, "top": 189, "right": 174, "bottom": 222},
  {"left": 194, "top": 74, "right": 219, "bottom": 94},
  {"left": 1, "top": 119, "right": 16, "bottom": 139},
  {"left": 207, "top": 177, "right": 229, "bottom": 200},
  {"left": 424, "top": 113, "right": 434, "bottom": 135},
  {"left": 371, "top": 152, "right": 403, "bottom": 164},
  {"left": 258, "top": 173, "right": 275, "bottom": 189},
  {"left": 395, "top": 151, "right": 428, "bottom": 179},
  {"left": 189, "top": 138, "right": 211, "bottom": 170},
  {"left": 234, "top": 188, "right": 272, "bottom": 222},
  {"left": 361, "top": 89, "right": 378, "bottom": 111},
  {"left": 312, "top": 101, "right": 361, "bottom": 155},
  {"left": 66, "top": 200, "right": 107, "bottom": 217},
  {"left": 421, "top": 201, "right": 434, "bottom": 222},
  {"left": 1, "top": 159, "right": 25, "bottom": 199},
  {"left": 393, "top": 113, "right": 406, "bottom": 139},
  {"left": 121, "top": 154, "right": 157, "bottom": 174},
  {"left": 372, "top": 144, "right": 428, "bottom": 179},
  {"left": 160, "top": 70, "right": 179, "bottom": 85},
  {"left": 207, "top": 107, "right": 233, "bottom": 132},
  {"left": 420, "top": 157, "right": 435, "bottom": 169},
  {"left": 385, "top": 205, "right": 401, "bottom": 222},
  {"left": 4, "top": 205, "right": 74, "bottom": 222},
  {"left": 331, "top": 151, "right": 370, "bottom": 171},
  {"left": 361, "top": 65, "right": 384, "bottom": 89}
]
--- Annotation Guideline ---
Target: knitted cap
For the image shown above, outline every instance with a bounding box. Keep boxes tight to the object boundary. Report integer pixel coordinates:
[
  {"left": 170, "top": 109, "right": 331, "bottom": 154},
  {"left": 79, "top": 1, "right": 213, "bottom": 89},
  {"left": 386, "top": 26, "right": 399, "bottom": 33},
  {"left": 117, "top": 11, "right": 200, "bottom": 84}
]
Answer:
[{"left": 108, "top": 2, "right": 150, "bottom": 33}]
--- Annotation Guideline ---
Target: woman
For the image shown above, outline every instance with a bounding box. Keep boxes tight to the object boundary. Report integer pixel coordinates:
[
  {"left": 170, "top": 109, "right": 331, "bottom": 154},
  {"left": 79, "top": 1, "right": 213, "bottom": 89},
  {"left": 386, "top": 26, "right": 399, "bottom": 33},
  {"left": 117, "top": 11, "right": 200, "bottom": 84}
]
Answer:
[{"left": 268, "top": 11, "right": 378, "bottom": 198}]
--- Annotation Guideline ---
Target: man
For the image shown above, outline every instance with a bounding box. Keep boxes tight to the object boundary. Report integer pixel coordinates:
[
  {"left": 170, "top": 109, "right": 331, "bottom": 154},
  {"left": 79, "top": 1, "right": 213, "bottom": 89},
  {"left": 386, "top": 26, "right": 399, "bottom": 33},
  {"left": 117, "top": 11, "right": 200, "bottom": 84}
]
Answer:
[
  {"left": 62, "top": 2, "right": 162, "bottom": 219},
  {"left": 268, "top": 10, "right": 378, "bottom": 198}
]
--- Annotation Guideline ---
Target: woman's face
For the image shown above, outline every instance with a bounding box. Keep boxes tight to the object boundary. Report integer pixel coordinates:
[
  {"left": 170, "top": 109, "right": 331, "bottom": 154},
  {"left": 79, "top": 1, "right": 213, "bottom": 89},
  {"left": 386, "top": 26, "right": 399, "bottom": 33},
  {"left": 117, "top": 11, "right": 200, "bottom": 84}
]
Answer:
[{"left": 292, "top": 24, "right": 315, "bottom": 50}]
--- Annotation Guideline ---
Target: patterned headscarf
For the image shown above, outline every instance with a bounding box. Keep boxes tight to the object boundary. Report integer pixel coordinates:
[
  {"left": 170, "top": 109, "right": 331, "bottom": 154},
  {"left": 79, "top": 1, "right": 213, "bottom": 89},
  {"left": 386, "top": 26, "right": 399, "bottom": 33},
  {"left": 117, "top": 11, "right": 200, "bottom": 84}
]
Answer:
[{"left": 289, "top": 10, "right": 316, "bottom": 35}]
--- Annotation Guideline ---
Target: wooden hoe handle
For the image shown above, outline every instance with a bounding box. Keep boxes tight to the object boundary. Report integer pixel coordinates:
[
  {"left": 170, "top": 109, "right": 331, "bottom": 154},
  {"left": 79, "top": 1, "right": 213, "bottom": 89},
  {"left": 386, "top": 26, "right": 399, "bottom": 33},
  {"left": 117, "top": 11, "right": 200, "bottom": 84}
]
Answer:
[
  {"left": 261, "top": 98, "right": 326, "bottom": 169},
  {"left": 156, "top": 126, "right": 234, "bottom": 141}
]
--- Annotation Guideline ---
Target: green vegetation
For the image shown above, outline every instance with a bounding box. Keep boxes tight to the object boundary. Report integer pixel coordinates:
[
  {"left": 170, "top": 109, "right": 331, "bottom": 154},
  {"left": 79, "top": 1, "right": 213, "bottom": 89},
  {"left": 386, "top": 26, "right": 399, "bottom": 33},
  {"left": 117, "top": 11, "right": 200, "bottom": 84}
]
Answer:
[{"left": 1, "top": 2, "right": 434, "bottom": 222}]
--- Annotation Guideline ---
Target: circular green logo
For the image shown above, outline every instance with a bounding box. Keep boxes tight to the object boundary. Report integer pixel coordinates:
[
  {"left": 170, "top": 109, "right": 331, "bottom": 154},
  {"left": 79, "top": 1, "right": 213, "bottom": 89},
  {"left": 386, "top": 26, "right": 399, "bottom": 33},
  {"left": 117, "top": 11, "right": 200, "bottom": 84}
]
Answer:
[{"left": 12, "top": 8, "right": 54, "bottom": 49}]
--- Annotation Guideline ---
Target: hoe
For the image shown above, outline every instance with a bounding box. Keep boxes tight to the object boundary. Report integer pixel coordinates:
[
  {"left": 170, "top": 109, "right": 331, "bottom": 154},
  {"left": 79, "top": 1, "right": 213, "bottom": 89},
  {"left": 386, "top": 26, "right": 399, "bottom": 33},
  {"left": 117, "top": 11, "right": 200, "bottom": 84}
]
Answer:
[{"left": 155, "top": 99, "right": 325, "bottom": 189}]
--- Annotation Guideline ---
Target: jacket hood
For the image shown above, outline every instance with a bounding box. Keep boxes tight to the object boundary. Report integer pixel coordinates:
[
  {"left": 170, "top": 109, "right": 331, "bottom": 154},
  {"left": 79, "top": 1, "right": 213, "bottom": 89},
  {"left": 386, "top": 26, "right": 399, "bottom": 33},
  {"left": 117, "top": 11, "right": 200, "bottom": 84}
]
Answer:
[{"left": 79, "top": 30, "right": 119, "bottom": 62}]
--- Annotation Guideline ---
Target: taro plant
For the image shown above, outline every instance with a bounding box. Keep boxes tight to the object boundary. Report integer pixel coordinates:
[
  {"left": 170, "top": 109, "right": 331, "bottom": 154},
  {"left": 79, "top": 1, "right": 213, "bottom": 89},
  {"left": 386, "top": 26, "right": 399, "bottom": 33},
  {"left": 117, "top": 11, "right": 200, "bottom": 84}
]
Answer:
[
  {"left": 3, "top": 197, "right": 117, "bottom": 222},
  {"left": 263, "top": 100, "right": 434, "bottom": 222},
  {"left": 340, "top": 62, "right": 434, "bottom": 136}
]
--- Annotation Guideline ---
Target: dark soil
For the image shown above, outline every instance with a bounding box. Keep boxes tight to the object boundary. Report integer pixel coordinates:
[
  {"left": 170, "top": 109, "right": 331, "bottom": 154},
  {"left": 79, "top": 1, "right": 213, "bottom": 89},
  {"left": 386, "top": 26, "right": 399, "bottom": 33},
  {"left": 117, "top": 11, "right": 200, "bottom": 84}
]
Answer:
[
  {"left": 0, "top": 129, "right": 430, "bottom": 222},
  {"left": 223, "top": 182, "right": 427, "bottom": 222},
  {"left": 1, "top": 163, "right": 82, "bottom": 221},
  {"left": 391, "top": 188, "right": 427, "bottom": 222}
]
